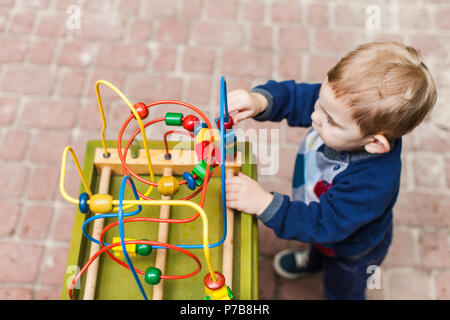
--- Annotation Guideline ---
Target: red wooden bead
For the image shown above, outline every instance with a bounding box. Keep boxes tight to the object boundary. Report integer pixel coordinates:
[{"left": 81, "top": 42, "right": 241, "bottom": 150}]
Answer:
[
  {"left": 132, "top": 102, "right": 149, "bottom": 120},
  {"left": 204, "top": 271, "right": 226, "bottom": 290},
  {"left": 215, "top": 115, "right": 234, "bottom": 130},
  {"left": 182, "top": 115, "right": 199, "bottom": 132}
]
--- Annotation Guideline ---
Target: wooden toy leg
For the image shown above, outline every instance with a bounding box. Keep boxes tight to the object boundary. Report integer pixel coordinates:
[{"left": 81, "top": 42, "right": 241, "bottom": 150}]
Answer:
[
  {"left": 222, "top": 168, "right": 235, "bottom": 290},
  {"left": 152, "top": 167, "right": 173, "bottom": 300},
  {"left": 83, "top": 166, "right": 112, "bottom": 300}
]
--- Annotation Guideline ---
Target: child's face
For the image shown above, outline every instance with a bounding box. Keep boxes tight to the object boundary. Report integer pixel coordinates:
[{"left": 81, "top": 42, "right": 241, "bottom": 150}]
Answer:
[{"left": 311, "top": 78, "right": 369, "bottom": 152}]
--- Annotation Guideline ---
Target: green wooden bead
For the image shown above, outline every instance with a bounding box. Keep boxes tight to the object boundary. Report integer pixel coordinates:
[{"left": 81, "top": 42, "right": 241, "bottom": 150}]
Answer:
[
  {"left": 130, "top": 139, "right": 141, "bottom": 158},
  {"left": 144, "top": 267, "right": 162, "bottom": 285},
  {"left": 136, "top": 241, "right": 152, "bottom": 256},
  {"left": 165, "top": 112, "right": 183, "bottom": 126}
]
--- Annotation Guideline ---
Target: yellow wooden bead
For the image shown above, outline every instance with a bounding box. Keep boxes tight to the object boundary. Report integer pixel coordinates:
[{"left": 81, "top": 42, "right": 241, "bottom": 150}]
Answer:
[
  {"left": 88, "top": 193, "right": 113, "bottom": 213},
  {"left": 112, "top": 237, "right": 136, "bottom": 258},
  {"left": 157, "top": 175, "right": 180, "bottom": 196},
  {"left": 195, "top": 127, "right": 219, "bottom": 144}
]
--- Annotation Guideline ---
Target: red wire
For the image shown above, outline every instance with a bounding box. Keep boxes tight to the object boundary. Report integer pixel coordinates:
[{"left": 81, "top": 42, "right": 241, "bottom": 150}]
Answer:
[
  {"left": 68, "top": 239, "right": 201, "bottom": 300},
  {"left": 163, "top": 129, "right": 194, "bottom": 158}
]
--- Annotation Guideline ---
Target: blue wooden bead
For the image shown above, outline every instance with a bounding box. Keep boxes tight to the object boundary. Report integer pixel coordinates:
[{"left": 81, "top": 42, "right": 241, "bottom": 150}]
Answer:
[
  {"left": 79, "top": 192, "right": 90, "bottom": 214},
  {"left": 183, "top": 171, "right": 196, "bottom": 190}
]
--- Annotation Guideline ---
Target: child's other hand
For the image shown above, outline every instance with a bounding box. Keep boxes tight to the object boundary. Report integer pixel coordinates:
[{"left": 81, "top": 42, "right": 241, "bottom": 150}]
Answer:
[
  {"left": 227, "top": 89, "right": 268, "bottom": 124},
  {"left": 225, "top": 172, "right": 273, "bottom": 216}
]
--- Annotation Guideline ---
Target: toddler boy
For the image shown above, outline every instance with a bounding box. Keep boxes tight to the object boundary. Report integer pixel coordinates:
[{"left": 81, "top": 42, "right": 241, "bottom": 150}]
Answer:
[{"left": 225, "top": 42, "right": 437, "bottom": 300}]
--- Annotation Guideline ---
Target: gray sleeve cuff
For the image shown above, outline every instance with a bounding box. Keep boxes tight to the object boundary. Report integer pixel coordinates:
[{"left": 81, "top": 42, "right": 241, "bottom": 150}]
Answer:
[
  {"left": 257, "top": 191, "right": 285, "bottom": 224},
  {"left": 249, "top": 88, "right": 273, "bottom": 121}
]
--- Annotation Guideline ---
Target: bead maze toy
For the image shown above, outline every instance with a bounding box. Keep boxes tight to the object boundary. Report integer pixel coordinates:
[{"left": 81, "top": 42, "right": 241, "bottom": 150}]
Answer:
[{"left": 59, "top": 77, "right": 258, "bottom": 300}]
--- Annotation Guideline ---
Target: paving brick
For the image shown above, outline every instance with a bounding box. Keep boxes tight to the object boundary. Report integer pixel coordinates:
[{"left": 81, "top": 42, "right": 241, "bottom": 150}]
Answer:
[
  {"left": 278, "top": 52, "right": 301, "bottom": 80},
  {"left": 0, "top": 287, "right": 33, "bottom": 299},
  {"left": 306, "top": 55, "right": 336, "bottom": 82},
  {"left": 434, "top": 7, "right": 450, "bottom": 30},
  {"left": 0, "top": 97, "right": 19, "bottom": 126},
  {"left": 278, "top": 27, "right": 309, "bottom": 51},
  {"left": 52, "top": 206, "right": 75, "bottom": 242},
  {"left": 258, "top": 221, "right": 291, "bottom": 257},
  {"left": 186, "top": 78, "right": 212, "bottom": 105},
  {"left": 383, "top": 228, "right": 416, "bottom": 267},
  {"left": 274, "top": 146, "right": 298, "bottom": 180},
  {"left": 36, "top": 14, "right": 66, "bottom": 37},
  {"left": 29, "top": 39, "right": 56, "bottom": 65},
  {"left": 181, "top": 0, "right": 202, "bottom": 19},
  {"left": 285, "top": 125, "right": 310, "bottom": 146},
  {"left": 1, "top": 66, "right": 54, "bottom": 94},
  {"left": 413, "top": 122, "right": 450, "bottom": 152},
  {"left": 258, "top": 256, "right": 276, "bottom": 299},
  {"left": 34, "top": 288, "right": 61, "bottom": 300},
  {"left": 0, "top": 242, "right": 44, "bottom": 282},
  {"left": 182, "top": 48, "right": 215, "bottom": 74},
  {"left": 127, "top": 75, "right": 182, "bottom": 102},
  {"left": 0, "top": 37, "right": 28, "bottom": 63},
  {"left": 73, "top": 15, "right": 124, "bottom": 41},
  {"left": 193, "top": 22, "right": 244, "bottom": 47},
  {"left": 58, "top": 69, "right": 86, "bottom": 97},
  {"left": 156, "top": 19, "right": 189, "bottom": 44},
  {"left": 27, "top": 166, "right": 59, "bottom": 201},
  {"left": 82, "top": 0, "right": 115, "bottom": 12},
  {"left": 129, "top": 19, "right": 153, "bottom": 42},
  {"left": 40, "top": 246, "right": 69, "bottom": 286},
  {"left": 0, "top": 201, "right": 21, "bottom": 236},
  {"left": 307, "top": 3, "right": 328, "bottom": 26},
  {"left": 0, "top": 130, "right": 29, "bottom": 161},
  {"left": 419, "top": 230, "right": 450, "bottom": 269},
  {"left": 151, "top": 46, "right": 177, "bottom": 72},
  {"left": 96, "top": 43, "right": 148, "bottom": 70},
  {"left": 278, "top": 272, "right": 325, "bottom": 300},
  {"left": 141, "top": 0, "right": 178, "bottom": 18},
  {"left": 314, "top": 28, "right": 361, "bottom": 53},
  {"left": 20, "top": 98, "right": 78, "bottom": 129},
  {"left": 58, "top": 41, "right": 97, "bottom": 67},
  {"left": 271, "top": 1, "right": 301, "bottom": 23},
  {"left": 220, "top": 50, "right": 271, "bottom": 77},
  {"left": 243, "top": 0, "right": 265, "bottom": 22},
  {"left": 19, "top": 205, "right": 53, "bottom": 240},
  {"left": 412, "top": 153, "right": 445, "bottom": 189},
  {"left": 0, "top": 0, "right": 14, "bottom": 7},
  {"left": 29, "top": 131, "right": 71, "bottom": 164},
  {"left": 250, "top": 25, "right": 272, "bottom": 49},
  {"left": 0, "top": 164, "right": 28, "bottom": 198},
  {"left": 435, "top": 272, "right": 450, "bottom": 299},
  {"left": 394, "top": 192, "right": 450, "bottom": 227},
  {"left": 398, "top": 7, "right": 430, "bottom": 29},
  {"left": 0, "top": 12, "right": 7, "bottom": 32},
  {"left": 206, "top": 0, "right": 238, "bottom": 20},
  {"left": 446, "top": 158, "right": 450, "bottom": 188},
  {"left": 118, "top": 0, "right": 140, "bottom": 16},
  {"left": 8, "top": 12, "right": 35, "bottom": 34},
  {"left": 410, "top": 34, "right": 450, "bottom": 58},
  {"left": 388, "top": 270, "right": 431, "bottom": 299}
]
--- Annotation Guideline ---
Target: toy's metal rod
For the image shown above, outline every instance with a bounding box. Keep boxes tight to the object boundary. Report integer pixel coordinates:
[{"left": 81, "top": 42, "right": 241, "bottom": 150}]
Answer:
[
  {"left": 222, "top": 168, "right": 235, "bottom": 290},
  {"left": 152, "top": 167, "right": 173, "bottom": 300},
  {"left": 83, "top": 166, "right": 112, "bottom": 300}
]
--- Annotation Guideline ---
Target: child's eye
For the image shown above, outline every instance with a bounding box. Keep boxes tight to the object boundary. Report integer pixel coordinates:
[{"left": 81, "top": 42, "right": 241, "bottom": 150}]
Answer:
[{"left": 327, "top": 116, "right": 334, "bottom": 125}]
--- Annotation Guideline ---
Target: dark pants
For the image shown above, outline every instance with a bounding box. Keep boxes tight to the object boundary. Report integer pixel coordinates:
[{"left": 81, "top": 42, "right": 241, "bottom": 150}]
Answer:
[{"left": 308, "top": 229, "right": 392, "bottom": 300}]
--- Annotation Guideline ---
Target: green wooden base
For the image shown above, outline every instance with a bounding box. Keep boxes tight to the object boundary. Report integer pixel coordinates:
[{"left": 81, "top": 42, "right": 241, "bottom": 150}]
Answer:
[{"left": 60, "top": 140, "right": 258, "bottom": 300}]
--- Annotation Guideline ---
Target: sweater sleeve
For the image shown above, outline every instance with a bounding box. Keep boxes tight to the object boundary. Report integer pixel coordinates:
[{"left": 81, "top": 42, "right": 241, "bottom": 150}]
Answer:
[
  {"left": 257, "top": 155, "right": 401, "bottom": 244},
  {"left": 250, "top": 80, "right": 321, "bottom": 127}
]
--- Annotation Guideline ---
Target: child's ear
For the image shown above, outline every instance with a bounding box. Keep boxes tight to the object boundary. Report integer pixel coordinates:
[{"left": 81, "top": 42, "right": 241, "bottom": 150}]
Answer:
[{"left": 364, "top": 134, "right": 390, "bottom": 154}]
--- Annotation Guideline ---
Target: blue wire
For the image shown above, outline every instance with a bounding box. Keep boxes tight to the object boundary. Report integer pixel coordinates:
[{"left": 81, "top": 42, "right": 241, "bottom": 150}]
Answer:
[
  {"left": 118, "top": 175, "right": 148, "bottom": 300},
  {"left": 81, "top": 200, "right": 142, "bottom": 246},
  {"left": 150, "top": 76, "right": 229, "bottom": 250},
  {"left": 82, "top": 76, "right": 230, "bottom": 252}
]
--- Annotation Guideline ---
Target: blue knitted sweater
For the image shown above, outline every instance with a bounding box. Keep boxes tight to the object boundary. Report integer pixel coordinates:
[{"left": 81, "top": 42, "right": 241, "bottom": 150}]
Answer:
[{"left": 251, "top": 80, "right": 401, "bottom": 258}]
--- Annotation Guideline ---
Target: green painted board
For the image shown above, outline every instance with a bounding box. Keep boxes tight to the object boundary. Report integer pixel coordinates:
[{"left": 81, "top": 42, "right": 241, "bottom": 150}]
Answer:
[{"left": 61, "top": 140, "right": 258, "bottom": 300}]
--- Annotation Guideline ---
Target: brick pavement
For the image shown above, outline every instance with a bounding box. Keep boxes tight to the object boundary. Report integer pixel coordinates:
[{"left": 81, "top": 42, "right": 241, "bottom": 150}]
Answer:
[{"left": 0, "top": 0, "right": 449, "bottom": 300}]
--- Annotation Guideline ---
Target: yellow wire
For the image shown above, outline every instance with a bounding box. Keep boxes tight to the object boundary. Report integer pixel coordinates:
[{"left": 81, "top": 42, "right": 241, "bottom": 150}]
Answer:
[
  {"left": 59, "top": 80, "right": 217, "bottom": 284},
  {"left": 59, "top": 146, "right": 93, "bottom": 204},
  {"left": 94, "top": 80, "right": 156, "bottom": 209},
  {"left": 113, "top": 199, "right": 216, "bottom": 282}
]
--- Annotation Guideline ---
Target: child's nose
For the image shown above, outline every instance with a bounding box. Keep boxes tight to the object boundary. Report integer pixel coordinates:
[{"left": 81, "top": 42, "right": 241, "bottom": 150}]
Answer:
[{"left": 311, "top": 111, "right": 321, "bottom": 126}]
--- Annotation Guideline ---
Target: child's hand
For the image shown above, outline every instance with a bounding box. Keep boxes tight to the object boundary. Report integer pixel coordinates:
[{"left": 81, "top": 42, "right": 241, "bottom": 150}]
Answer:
[
  {"left": 227, "top": 89, "right": 268, "bottom": 124},
  {"left": 225, "top": 172, "right": 274, "bottom": 216}
]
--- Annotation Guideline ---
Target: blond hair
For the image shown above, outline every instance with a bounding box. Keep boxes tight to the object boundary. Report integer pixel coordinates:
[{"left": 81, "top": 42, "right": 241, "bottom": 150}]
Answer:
[{"left": 327, "top": 41, "right": 437, "bottom": 140}]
